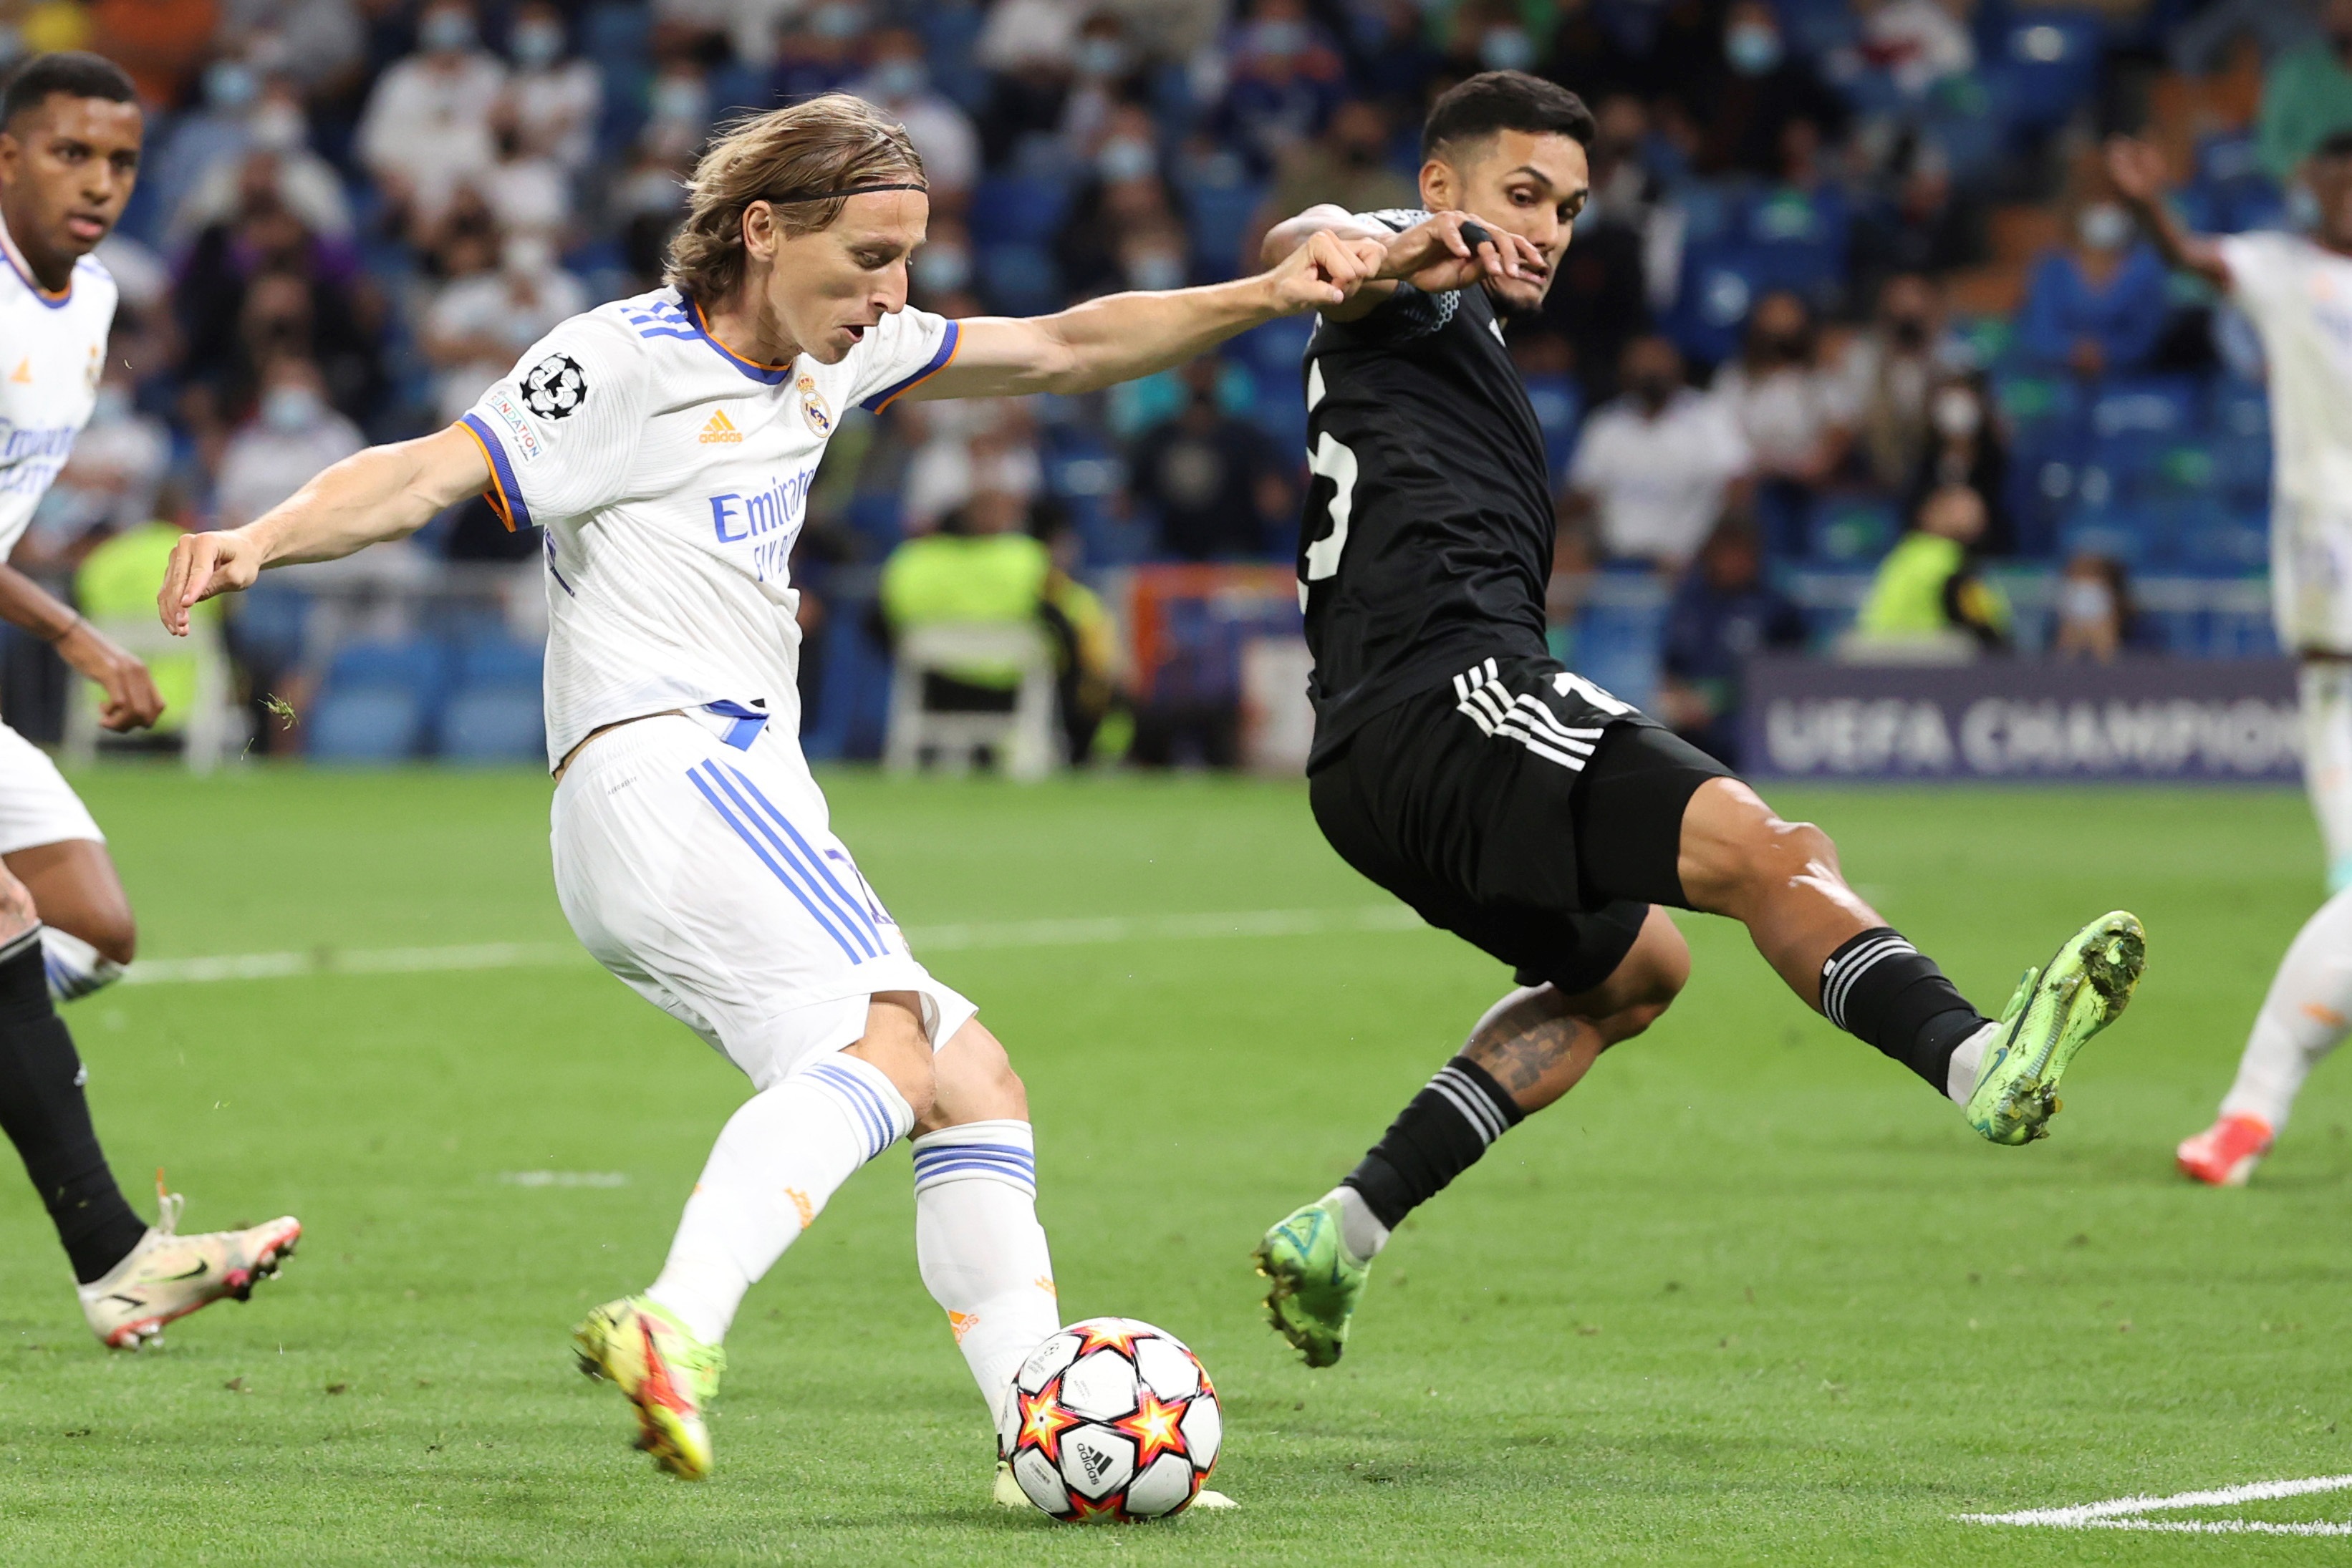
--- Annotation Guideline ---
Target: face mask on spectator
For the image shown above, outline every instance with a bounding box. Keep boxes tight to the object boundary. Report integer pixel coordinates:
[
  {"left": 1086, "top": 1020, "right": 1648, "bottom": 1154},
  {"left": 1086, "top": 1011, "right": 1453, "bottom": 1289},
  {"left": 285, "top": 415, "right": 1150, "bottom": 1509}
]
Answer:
[
  {"left": 1096, "top": 136, "right": 1156, "bottom": 183},
  {"left": 1725, "top": 21, "right": 1782, "bottom": 76},
  {"left": 1075, "top": 37, "right": 1128, "bottom": 77},
  {"left": 511, "top": 19, "right": 564, "bottom": 69},
  {"left": 869, "top": 59, "right": 925, "bottom": 100},
  {"left": 811, "top": 3, "right": 864, "bottom": 41},
  {"left": 91, "top": 385, "right": 130, "bottom": 425},
  {"left": 1127, "top": 249, "right": 1187, "bottom": 291},
  {"left": 262, "top": 385, "right": 322, "bottom": 432},
  {"left": 1479, "top": 26, "right": 1535, "bottom": 72},
  {"left": 1932, "top": 386, "right": 1982, "bottom": 439},
  {"left": 249, "top": 101, "right": 307, "bottom": 153},
  {"left": 651, "top": 75, "right": 708, "bottom": 126},
  {"left": 2077, "top": 202, "right": 2131, "bottom": 252},
  {"left": 206, "top": 60, "right": 259, "bottom": 111},
  {"left": 1248, "top": 20, "right": 1308, "bottom": 60},
  {"left": 919, "top": 241, "right": 971, "bottom": 294},
  {"left": 503, "top": 234, "right": 556, "bottom": 278},
  {"left": 420, "top": 9, "right": 478, "bottom": 53},
  {"left": 2061, "top": 579, "right": 2115, "bottom": 624}
]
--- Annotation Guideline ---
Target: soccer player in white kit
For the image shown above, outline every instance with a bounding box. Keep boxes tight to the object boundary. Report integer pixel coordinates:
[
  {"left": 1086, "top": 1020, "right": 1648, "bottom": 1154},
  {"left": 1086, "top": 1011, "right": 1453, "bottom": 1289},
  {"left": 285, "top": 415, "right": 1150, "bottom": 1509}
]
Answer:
[
  {"left": 2112, "top": 131, "right": 2352, "bottom": 1183},
  {"left": 159, "top": 95, "right": 1387, "bottom": 1485},
  {"left": 0, "top": 53, "right": 300, "bottom": 1347}
]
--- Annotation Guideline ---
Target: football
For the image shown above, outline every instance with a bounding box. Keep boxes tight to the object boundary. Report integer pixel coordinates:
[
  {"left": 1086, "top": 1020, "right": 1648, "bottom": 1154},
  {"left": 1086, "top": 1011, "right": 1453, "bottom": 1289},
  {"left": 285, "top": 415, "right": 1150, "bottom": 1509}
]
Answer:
[{"left": 1001, "top": 1317, "right": 1222, "bottom": 1521}]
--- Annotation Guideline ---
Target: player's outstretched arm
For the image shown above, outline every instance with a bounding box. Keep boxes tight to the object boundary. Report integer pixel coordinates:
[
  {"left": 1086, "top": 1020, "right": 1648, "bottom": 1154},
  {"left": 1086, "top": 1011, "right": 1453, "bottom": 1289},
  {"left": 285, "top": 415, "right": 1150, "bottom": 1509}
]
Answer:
[
  {"left": 907, "top": 231, "right": 1387, "bottom": 400},
  {"left": 1260, "top": 205, "right": 1544, "bottom": 323},
  {"left": 2105, "top": 135, "right": 2231, "bottom": 292},
  {"left": 159, "top": 425, "right": 489, "bottom": 635}
]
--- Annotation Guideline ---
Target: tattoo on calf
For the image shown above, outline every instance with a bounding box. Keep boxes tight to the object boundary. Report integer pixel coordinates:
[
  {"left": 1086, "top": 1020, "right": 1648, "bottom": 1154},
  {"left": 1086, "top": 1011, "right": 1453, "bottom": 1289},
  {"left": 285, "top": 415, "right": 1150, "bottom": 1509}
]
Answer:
[{"left": 1467, "top": 1007, "right": 1583, "bottom": 1098}]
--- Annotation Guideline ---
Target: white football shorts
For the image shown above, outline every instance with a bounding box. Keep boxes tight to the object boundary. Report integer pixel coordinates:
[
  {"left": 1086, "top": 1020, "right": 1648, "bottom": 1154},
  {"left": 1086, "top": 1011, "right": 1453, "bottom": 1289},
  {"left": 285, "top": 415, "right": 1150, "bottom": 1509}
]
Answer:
[
  {"left": 2273, "top": 500, "right": 2352, "bottom": 655},
  {"left": 0, "top": 720, "right": 103, "bottom": 855},
  {"left": 551, "top": 710, "right": 975, "bottom": 1091}
]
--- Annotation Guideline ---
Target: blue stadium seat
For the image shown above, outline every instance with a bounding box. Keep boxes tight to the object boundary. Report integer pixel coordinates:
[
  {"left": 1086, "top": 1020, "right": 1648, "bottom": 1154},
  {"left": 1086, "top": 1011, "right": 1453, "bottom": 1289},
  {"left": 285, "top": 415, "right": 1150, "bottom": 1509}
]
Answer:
[
  {"left": 1667, "top": 243, "right": 1761, "bottom": 365},
  {"left": 309, "top": 689, "right": 427, "bottom": 763},
  {"left": 970, "top": 175, "right": 1071, "bottom": 247},
  {"left": 1743, "top": 185, "right": 1851, "bottom": 310},
  {"left": 1520, "top": 372, "right": 1581, "bottom": 484},
  {"left": 978, "top": 244, "right": 1064, "bottom": 316},
  {"left": 326, "top": 637, "right": 448, "bottom": 695},
  {"left": 2177, "top": 516, "right": 2269, "bottom": 575},
  {"left": 1985, "top": 12, "right": 2106, "bottom": 135},
  {"left": 440, "top": 691, "right": 546, "bottom": 763},
  {"left": 1806, "top": 498, "right": 1898, "bottom": 565},
  {"left": 1180, "top": 178, "right": 1266, "bottom": 282}
]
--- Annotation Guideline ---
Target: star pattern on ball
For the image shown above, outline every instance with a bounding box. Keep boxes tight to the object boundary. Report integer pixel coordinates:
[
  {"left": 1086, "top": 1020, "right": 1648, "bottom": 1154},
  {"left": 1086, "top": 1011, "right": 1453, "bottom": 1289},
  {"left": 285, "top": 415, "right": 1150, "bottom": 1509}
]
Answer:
[
  {"left": 1113, "top": 1386, "right": 1190, "bottom": 1469},
  {"left": 1060, "top": 1490, "right": 1126, "bottom": 1524},
  {"left": 1016, "top": 1382, "right": 1083, "bottom": 1465},
  {"left": 1074, "top": 1320, "right": 1144, "bottom": 1358}
]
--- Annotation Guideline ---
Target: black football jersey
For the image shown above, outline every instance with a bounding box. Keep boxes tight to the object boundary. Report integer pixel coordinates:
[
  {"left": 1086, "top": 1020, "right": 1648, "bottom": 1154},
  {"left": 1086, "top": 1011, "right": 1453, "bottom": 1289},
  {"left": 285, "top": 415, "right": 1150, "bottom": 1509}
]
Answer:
[{"left": 1296, "top": 210, "right": 1556, "bottom": 769}]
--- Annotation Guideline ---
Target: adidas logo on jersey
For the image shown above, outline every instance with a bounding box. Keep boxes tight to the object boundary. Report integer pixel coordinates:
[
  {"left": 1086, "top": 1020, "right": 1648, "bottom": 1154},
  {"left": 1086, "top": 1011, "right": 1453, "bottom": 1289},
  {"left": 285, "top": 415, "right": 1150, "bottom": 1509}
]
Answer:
[{"left": 698, "top": 409, "right": 743, "bottom": 444}]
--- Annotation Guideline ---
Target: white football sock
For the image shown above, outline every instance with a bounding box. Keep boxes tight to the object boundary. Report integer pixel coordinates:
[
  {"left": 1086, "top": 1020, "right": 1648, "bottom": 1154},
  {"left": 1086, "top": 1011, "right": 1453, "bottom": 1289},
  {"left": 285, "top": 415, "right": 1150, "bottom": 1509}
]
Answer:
[
  {"left": 1945, "top": 1019, "right": 1998, "bottom": 1106},
  {"left": 1324, "top": 1183, "right": 1390, "bottom": 1262},
  {"left": 910, "top": 1120, "right": 1059, "bottom": 1431},
  {"left": 2300, "top": 664, "right": 2352, "bottom": 891},
  {"left": 40, "top": 928, "right": 122, "bottom": 1003},
  {"left": 2218, "top": 886, "right": 2352, "bottom": 1134},
  {"left": 647, "top": 1052, "right": 912, "bottom": 1345}
]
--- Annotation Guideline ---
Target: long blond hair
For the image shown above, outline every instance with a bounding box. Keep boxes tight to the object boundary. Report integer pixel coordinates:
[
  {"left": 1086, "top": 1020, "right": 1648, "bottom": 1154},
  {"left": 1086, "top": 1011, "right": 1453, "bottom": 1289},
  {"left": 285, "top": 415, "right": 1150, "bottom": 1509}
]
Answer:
[{"left": 663, "top": 94, "right": 924, "bottom": 301}]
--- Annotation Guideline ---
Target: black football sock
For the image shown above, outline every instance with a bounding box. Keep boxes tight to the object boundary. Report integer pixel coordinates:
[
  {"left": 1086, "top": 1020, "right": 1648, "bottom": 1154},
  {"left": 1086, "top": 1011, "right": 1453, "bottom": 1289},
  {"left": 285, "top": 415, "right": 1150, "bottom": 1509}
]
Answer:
[
  {"left": 1818, "top": 926, "right": 1990, "bottom": 1095},
  {"left": 1342, "top": 1055, "right": 1526, "bottom": 1229},
  {"left": 0, "top": 930, "right": 146, "bottom": 1282}
]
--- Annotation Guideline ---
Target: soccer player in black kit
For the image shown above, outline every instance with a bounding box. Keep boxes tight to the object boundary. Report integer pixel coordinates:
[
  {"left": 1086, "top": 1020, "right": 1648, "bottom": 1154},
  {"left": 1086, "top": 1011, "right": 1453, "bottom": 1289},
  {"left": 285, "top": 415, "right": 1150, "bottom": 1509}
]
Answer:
[{"left": 1250, "top": 72, "right": 2148, "bottom": 1368}]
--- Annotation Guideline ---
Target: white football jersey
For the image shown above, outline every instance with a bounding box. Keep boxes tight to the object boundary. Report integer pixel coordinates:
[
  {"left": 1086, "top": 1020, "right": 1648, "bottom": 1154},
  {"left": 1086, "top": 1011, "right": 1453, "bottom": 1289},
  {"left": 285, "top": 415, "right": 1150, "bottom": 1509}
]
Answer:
[
  {"left": 0, "top": 216, "right": 116, "bottom": 559},
  {"left": 460, "top": 286, "right": 960, "bottom": 769},
  {"left": 2220, "top": 232, "right": 2352, "bottom": 521}
]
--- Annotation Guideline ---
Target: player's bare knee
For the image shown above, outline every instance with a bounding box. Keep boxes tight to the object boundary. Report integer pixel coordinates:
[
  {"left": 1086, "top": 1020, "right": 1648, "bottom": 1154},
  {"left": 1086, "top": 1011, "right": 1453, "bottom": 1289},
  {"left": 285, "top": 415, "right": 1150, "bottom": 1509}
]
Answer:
[{"left": 923, "top": 1019, "right": 1028, "bottom": 1132}]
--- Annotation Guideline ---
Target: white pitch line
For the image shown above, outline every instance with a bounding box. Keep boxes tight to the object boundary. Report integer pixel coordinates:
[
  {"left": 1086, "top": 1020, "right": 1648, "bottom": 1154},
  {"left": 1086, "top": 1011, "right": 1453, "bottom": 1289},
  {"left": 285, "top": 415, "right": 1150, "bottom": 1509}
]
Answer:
[
  {"left": 119, "top": 904, "right": 1428, "bottom": 987},
  {"left": 1959, "top": 1472, "right": 2352, "bottom": 1534}
]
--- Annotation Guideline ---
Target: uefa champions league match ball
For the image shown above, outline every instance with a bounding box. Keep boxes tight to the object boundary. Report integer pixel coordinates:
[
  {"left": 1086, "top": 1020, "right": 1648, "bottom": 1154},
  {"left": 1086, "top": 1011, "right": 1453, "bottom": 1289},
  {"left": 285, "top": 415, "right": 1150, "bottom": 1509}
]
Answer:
[{"left": 1001, "top": 1317, "right": 1223, "bottom": 1521}]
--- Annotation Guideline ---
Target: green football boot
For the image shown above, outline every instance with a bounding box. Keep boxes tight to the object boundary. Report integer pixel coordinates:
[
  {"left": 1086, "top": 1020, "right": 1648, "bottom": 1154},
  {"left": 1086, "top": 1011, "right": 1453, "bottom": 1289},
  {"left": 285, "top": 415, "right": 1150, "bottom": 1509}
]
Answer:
[
  {"left": 573, "top": 1296, "right": 726, "bottom": 1480},
  {"left": 1965, "top": 910, "right": 2146, "bottom": 1146},
  {"left": 1253, "top": 1194, "right": 1372, "bottom": 1368}
]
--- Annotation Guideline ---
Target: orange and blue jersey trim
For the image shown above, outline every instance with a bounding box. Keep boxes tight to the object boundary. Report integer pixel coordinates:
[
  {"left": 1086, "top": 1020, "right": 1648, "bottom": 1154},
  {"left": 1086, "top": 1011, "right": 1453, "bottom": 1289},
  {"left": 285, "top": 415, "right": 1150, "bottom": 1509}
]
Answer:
[
  {"left": 685, "top": 296, "right": 796, "bottom": 386},
  {"left": 860, "top": 319, "right": 960, "bottom": 412},
  {"left": 0, "top": 242, "right": 72, "bottom": 309},
  {"left": 455, "top": 415, "right": 531, "bottom": 532}
]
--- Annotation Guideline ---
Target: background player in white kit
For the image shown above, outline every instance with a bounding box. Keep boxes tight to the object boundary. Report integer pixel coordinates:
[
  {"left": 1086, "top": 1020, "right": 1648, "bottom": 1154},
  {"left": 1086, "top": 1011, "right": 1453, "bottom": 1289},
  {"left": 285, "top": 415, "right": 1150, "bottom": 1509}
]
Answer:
[
  {"left": 2112, "top": 131, "right": 2352, "bottom": 1183},
  {"left": 159, "top": 95, "right": 1388, "bottom": 1486},
  {"left": 0, "top": 53, "right": 300, "bottom": 1348}
]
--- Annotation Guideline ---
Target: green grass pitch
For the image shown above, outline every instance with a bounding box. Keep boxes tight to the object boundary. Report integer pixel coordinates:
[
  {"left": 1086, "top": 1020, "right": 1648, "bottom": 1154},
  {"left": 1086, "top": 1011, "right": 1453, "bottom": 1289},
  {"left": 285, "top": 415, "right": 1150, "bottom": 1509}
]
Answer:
[{"left": 2, "top": 766, "right": 2349, "bottom": 1564}]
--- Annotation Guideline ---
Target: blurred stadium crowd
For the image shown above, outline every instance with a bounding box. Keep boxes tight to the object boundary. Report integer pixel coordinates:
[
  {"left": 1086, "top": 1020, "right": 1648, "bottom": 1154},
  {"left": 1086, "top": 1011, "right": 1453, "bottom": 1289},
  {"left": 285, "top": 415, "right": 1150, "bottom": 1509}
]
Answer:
[{"left": 1, "top": 0, "right": 2341, "bottom": 766}]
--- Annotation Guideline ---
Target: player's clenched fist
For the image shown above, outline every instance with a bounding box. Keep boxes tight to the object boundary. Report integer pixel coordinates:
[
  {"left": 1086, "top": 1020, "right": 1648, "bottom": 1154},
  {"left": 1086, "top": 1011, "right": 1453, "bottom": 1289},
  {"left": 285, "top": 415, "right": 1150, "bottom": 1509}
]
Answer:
[
  {"left": 158, "top": 529, "right": 261, "bottom": 637},
  {"left": 1264, "top": 230, "right": 1390, "bottom": 311}
]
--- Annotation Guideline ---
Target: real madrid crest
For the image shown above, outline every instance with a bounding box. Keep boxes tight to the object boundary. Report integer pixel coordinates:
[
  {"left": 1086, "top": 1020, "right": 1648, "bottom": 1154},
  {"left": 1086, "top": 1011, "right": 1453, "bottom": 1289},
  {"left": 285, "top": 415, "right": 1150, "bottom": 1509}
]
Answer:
[{"left": 796, "top": 373, "right": 833, "bottom": 437}]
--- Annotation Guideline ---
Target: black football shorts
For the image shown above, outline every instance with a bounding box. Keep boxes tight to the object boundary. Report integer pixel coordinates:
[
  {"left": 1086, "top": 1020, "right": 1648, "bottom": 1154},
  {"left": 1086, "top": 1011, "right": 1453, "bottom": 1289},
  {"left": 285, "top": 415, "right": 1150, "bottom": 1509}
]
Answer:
[{"left": 1308, "top": 654, "right": 1735, "bottom": 997}]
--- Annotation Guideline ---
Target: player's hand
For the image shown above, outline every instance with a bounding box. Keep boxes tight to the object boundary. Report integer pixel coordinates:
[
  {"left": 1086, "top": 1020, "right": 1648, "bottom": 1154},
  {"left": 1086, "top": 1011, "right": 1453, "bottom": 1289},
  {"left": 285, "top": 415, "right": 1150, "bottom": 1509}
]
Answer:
[
  {"left": 1377, "top": 211, "right": 1545, "bottom": 294},
  {"left": 54, "top": 620, "right": 165, "bottom": 731},
  {"left": 1264, "top": 230, "right": 1389, "bottom": 312},
  {"left": 158, "top": 528, "right": 263, "bottom": 637},
  {"left": 2103, "top": 136, "right": 2167, "bottom": 208}
]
